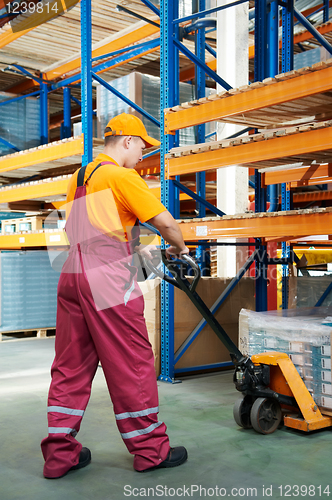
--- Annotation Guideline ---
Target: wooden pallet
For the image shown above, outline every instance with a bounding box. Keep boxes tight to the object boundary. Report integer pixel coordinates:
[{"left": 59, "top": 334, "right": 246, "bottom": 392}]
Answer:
[
  {"left": 178, "top": 206, "right": 332, "bottom": 223},
  {"left": 0, "top": 137, "right": 104, "bottom": 182},
  {"left": 167, "top": 119, "right": 332, "bottom": 158},
  {"left": 166, "top": 59, "right": 332, "bottom": 128},
  {"left": 166, "top": 120, "right": 332, "bottom": 173},
  {"left": 210, "top": 246, "right": 218, "bottom": 277},
  {"left": 168, "top": 59, "right": 332, "bottom": 111},
  {"left": 0, "top": 328, "right": 56, "bottom": 342},
  {"left": 0, "top": 174, "right": 72, "bottom": 194}
]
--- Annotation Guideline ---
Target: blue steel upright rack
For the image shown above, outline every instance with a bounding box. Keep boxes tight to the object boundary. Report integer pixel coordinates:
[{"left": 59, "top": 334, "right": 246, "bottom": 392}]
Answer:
[
  {"left": 159, "top": 0, "right": 254, "bottom": 381},
  {"left": 158, "top": 0, "right": 332, "bottom": 380}
]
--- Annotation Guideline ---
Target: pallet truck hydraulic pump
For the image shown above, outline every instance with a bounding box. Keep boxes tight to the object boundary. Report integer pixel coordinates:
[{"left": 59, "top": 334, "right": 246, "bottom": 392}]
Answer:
[{"left": 145, "top": 251, "right": 332, "bottom": 434}]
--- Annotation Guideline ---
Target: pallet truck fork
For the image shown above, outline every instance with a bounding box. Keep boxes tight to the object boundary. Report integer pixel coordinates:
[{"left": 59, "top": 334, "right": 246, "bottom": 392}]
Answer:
[{"left": 145, "top": 251, "right": 332, "bottom": 434}]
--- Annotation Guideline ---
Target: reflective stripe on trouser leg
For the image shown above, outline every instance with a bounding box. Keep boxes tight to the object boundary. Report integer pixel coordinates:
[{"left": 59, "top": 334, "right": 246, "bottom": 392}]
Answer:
[
  {"left": 115, "top": 406, "right": 159, "bottom": 420},
  {"left": 48, "top": 427, "right": 78, "bottom": 436},
  {"left": 120, "top": 421, "right": 163, "bottom": 440},
  {"left": 48, "top": 406, "right": 85, "bottom": 417}
]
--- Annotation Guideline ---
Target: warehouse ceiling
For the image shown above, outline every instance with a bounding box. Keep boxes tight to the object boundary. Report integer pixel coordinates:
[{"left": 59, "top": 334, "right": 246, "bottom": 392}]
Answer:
[
  {"left": 0, "top": 0, "right": 329, "bottom": 84},
  {"left": 0, "top": 0, "right": 161, "bottom": 73},
  {"left": 0, "top": 0, "right": 329, "bottom": 139},
  {"left": 0, "top": 0, "right": 218, "bottom": 139},
  {"left": 0, "top": 0, "right": 217, "bottom": 89}
]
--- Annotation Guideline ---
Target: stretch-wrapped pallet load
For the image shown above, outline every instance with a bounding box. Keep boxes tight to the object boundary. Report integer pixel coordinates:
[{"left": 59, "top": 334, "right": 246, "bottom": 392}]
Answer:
[
  {"left": 0, "top": 250, "right": 60, "bottom": 337},
  {"left": 239, "top": 307, "right": 332, "bottom": 411},
  {"left": 0, "top": 92, "right": 40, "bottom": 156}
]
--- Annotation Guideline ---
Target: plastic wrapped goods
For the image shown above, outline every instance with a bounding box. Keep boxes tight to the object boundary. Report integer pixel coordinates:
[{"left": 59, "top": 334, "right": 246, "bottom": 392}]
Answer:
[
  {"left": 0, "top": 250, "right": 60, "bottom": 334},
  {"left": 239, "top": 307, "right": 332, "bottom": 410},
  {"left": 0, "top": 93, "right": 40, "bottom": 156}
]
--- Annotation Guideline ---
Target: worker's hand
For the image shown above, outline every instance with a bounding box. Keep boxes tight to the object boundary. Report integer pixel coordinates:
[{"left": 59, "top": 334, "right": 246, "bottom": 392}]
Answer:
[
  {"left": 165, "top": 245, "right": 190, "bottom": 260},
  {"left": 135, "top": 244, "right": 159, "bottom": 261}
]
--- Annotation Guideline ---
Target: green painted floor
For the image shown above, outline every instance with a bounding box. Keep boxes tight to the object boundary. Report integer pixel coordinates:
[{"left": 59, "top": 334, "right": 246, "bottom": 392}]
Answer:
[{"left": 1, "top": 338, "right": 331, "bottom": 500}]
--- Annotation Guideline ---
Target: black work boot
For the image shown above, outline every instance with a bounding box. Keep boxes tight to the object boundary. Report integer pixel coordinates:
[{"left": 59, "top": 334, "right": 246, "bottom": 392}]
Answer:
[
  {"left": 45, "top": 447, "right": 91, "bottom": 479},
  {"left": 138, "top": 447, "right": 188, "bottom": 472},
  {"left": 69, "top": 447, "right": 91, "bottom": 472}
]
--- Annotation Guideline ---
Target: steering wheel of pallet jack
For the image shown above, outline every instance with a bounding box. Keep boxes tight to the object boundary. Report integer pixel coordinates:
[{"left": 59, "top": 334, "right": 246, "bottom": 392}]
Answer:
[
  {"left": 233, "top": 395, "right": 254, "bottom": 429},
  {"left": 250, "top": 397, "right": 282, "bottom": 434}
]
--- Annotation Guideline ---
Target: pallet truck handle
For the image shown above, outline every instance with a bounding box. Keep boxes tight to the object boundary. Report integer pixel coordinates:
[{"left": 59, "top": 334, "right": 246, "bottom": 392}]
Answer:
[
  {"left": 179, "top": 254, "right": 201, "bottom": 293},
  {"left": 143, "top": 250, "right": 201, "bottom": 293}
]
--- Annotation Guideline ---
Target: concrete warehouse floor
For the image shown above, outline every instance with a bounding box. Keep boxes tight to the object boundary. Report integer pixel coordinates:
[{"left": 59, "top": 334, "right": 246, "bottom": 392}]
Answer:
[{"left": 1, "top": 338, "right": 332, "bottom": 500}]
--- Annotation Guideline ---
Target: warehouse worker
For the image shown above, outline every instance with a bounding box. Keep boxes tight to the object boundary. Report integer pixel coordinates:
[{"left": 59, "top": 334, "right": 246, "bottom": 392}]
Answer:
[{"left": 41, "top": 113, "right": 189, "bottom": 479}]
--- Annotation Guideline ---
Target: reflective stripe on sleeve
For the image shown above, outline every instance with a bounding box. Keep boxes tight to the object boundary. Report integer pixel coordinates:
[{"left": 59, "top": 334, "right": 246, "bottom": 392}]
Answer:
[
  {"left": 48, "top": 427, "right": 77, "bottom": 435},
  {"left": 48, "top": 406, "right": 84, "bottom": 417},
  {"left": 121, "top": 421, "right": 162, "bottom": 440},
  {"left": 115, "top": 406, "right": 159, "bottom": 420}
]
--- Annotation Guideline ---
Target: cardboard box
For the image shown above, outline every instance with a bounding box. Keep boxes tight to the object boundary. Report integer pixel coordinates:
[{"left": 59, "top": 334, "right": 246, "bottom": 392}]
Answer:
[
  {"left": 139, "top": 277, "right": 255, "bottom": 376},
  {"left": 138, "top": 279, "right": 161, "bottom": 377}
]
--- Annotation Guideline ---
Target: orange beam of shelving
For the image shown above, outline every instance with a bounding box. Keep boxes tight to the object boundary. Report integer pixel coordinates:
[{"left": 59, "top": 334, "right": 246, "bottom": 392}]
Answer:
[
  {"left": 7, "top": 79, "right": 40, "bottom": 95},
  {"left": 0, "top": 136, "right": 83, "bottom": 174},
  {"left": 136, "top": 153, "right": 160, "bottom": 176},
  {"left": 181, "top": 172, "right": 216, "bottom": 182},
  {"left": 0, "top": 230, "right": 69, "bottom": 249},
  {"left": 293, "top": 190, "right": 332, "bottom": 203},
  {"left": 177, "top": 209, "right": 332, "bottom": 241},
  {"left": 0, "top": 0, "right": 80, "bottom": 50},
  {"left": 165, "top": 65, "right": 332, "bottom": 132},
  {"left": 262, "top": 163, "right": 332, "bottom": 187},
  {"left": 166, "top": 126, "right": 332, "bottom": 177},
  {"left": 0, "top": 177, "right": 70, "bottom": 204},
  {"left": 290, "top": 178, "right": 332, "bottom": 188}
]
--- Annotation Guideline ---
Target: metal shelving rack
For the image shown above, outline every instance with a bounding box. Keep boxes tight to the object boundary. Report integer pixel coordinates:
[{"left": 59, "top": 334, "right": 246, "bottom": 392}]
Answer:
[
  {"left": 0, "top": 0, "right": 331, "bottom": 378},
  {"left": 158, "top": 0, "right": 332, "bottom": 382}
]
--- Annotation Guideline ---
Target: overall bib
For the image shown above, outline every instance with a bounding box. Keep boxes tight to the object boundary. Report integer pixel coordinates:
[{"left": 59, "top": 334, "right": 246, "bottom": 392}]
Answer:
[{"left": 41, "top": 162, "right": 170, "bottom": 477}]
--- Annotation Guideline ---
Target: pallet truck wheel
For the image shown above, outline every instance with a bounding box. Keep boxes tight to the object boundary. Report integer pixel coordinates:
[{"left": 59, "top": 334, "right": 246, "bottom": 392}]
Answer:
[
  {"left": 250, "top": 397, "right": 282, "bottom": 434},
  {"left": 233, "top": 395, "right": 254, "bottom": 429}
]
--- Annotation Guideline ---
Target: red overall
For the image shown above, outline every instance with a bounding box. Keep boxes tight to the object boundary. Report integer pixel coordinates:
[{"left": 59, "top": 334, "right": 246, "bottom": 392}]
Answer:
[{"left": 41, "top": 162, "right": 170, "bottom": 477}]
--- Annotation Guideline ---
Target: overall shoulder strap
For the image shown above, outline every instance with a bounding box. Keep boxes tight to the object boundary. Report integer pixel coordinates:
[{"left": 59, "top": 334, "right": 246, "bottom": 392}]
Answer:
[
  {"left": 83, "top": 161, "right": 117, "bottom": 186},
  {"left": 77, "top": 165, "right": 88, "bottom": 187},
  {"left": 77, "top": 161, "right": 117, "bottom": 188}
]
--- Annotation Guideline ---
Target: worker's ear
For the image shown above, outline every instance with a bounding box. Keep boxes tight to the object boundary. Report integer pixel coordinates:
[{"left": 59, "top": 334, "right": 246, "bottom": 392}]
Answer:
[{"left": 123, "top": 136, "right": 132, "bottom": 149}]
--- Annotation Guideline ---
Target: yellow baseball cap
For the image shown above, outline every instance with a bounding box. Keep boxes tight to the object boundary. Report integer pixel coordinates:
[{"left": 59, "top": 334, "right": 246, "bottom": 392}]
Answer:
[{"left": 105, "top": 113, "right": 160, "bottom": 148}]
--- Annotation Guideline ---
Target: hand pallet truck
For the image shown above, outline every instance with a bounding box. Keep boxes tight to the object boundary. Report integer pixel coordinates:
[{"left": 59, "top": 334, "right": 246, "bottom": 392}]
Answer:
[{"left": 145, "top": 251, "right": 332, "bottom": 435}]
